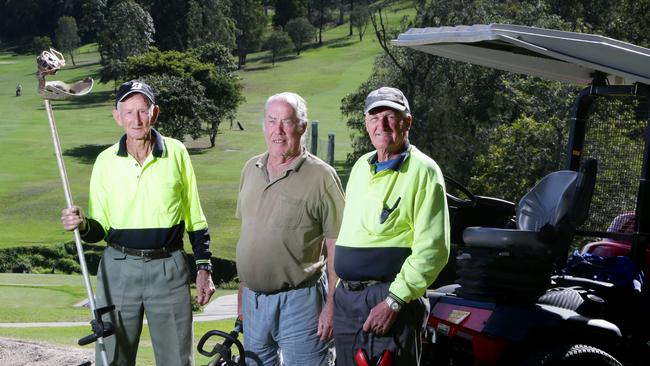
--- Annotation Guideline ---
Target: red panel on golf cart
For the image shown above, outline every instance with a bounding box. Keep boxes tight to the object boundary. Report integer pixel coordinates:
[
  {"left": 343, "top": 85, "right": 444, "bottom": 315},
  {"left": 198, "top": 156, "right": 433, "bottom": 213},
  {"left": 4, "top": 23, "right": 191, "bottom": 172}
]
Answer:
[{"left": 431, "top": 302, "right": 493, "bottom": 333}]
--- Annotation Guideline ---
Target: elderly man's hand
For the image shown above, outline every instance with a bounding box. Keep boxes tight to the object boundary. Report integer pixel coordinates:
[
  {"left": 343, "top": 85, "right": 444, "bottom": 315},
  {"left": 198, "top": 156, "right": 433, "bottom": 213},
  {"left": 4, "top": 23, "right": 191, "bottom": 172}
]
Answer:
[
  {"left": 362, "top": 299, "right": 399, "bottom": 336},
  {"left": 317, "top": 298, "right": 334, "bottom": 341},
  {"left": 61, "top": 206, "right": 86, "bottom": 232},
  {"left": 196, "top": 270, "right": 215, "bottom": 305}
]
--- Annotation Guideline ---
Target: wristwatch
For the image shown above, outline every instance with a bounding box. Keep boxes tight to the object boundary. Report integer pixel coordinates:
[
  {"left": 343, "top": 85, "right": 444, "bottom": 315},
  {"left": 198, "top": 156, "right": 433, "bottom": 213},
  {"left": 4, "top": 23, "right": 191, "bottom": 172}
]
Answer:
[
  {"left": 197, "top": 263, "right": 213, "bottom": 273},
  {"left": 385, "top": 295, "right": 402, "bottom": 312}
]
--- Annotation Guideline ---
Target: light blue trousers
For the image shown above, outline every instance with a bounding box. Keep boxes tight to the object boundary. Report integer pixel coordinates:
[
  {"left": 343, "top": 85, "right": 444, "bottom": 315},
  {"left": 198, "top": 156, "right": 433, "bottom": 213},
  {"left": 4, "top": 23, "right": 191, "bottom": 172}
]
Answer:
[{"left": 242, "top": 277, "right": 331, "bottom": 366}]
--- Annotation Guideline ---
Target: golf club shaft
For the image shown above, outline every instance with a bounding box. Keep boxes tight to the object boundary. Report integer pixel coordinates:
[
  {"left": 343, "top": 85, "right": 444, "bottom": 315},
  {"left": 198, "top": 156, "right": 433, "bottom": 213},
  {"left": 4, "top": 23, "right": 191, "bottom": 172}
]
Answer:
[{"left": 44, "top": 99, "right": 110, "bottom": 366}]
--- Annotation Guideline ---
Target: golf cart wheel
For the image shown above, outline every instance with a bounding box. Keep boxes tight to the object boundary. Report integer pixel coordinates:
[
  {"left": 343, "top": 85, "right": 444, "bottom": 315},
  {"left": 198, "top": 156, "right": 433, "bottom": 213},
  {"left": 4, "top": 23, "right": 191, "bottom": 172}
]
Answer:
[{"left": 541, "top": 344, "right": 622, "bottom": 366}]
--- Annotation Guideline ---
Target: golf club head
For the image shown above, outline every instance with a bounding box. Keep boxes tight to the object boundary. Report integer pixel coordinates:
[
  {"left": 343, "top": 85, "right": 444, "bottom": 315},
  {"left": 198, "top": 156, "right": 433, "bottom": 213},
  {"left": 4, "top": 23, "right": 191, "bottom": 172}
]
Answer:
[
  {"left": 36, "top": 48, "right": 94, "bottom": 100},
  {"left": 41, "top": 78, "right": 94, "bottom": 100},
  {"left": 37, "top": 48, "right": 65, "bottom": 76}
]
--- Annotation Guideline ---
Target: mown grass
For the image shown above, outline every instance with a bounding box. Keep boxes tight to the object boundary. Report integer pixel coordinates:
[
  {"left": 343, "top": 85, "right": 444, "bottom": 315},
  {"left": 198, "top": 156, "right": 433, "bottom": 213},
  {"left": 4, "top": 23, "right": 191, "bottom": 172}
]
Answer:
[{"left": 0, "top": 273, "right": 236, "bottom": 323}]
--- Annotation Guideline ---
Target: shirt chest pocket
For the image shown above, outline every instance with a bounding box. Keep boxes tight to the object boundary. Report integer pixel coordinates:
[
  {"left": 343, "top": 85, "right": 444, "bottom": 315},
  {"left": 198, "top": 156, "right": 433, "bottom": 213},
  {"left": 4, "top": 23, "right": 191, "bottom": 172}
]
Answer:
[
  {"left": 361, "top": 200, "right": 409, "bottom": 237},
  {"left": 268, "top": 194, "right": 306, "bottom": 229}
]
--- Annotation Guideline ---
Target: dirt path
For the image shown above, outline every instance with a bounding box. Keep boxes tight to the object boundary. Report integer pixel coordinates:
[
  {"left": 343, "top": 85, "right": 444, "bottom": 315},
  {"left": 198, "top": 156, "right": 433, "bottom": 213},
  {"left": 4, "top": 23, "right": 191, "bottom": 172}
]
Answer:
[{"left": 0, "top": 338, "right": 93, "bottom": 366}]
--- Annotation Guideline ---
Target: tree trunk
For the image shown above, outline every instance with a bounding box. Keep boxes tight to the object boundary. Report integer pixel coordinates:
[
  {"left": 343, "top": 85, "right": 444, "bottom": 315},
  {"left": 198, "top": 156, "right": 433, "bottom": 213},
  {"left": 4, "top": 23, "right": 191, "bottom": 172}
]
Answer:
[
  {"left": 69, "top": 52, "right": 76, "bottom": 66},
  {"left": 210, "top": 122, "right": 218, "bottom": 147},
  {"left": 319, "top": 12, "right": 324, "bottom": 44},
  {"left": 349, "top": 0, "right": 354, "bottom": 36},
  {"left": 238, "top": 52, "right": 247, "bottom": 69}
]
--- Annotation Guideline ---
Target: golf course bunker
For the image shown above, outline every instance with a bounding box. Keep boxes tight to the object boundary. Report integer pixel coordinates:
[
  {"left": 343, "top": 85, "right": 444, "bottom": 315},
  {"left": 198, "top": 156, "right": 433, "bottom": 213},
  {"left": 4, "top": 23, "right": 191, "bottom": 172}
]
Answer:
[{"left": 0, "top": 337, "right": 93, "bottom": 366}]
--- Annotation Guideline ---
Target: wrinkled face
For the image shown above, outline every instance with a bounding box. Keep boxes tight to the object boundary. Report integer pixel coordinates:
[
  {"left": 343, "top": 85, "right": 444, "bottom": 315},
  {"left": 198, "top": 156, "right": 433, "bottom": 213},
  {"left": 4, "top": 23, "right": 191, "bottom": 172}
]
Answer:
[
  {"left": 263, "top": 101, "right": 304, "bottom": 159},
  {"left": 113, "top": 94, "right": 158, "bottom": 141},
  {"left": 365, "top": 106, "right": 411, "bottom": 151}
]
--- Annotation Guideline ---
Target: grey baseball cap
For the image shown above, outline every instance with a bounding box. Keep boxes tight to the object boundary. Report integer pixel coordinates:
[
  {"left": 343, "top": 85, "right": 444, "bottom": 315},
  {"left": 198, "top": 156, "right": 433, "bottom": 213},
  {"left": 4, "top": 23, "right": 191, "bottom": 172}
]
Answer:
[
  {"left": 364, "top": 86, "right": 410, "bottom": 115},
  {"left": 115, "top": 80, "right": 155, "bottom": 107}
]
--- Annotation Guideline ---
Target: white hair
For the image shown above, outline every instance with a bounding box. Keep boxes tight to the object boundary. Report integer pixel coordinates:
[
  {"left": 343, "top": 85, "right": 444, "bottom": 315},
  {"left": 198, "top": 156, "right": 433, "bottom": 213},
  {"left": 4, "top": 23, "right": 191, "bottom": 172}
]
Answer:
[
  {"left": 263, "top": 92, "right": 309, "bottom": 146},
  {"left": 264, "top": 92, "right": 309, "bottom": 128}
]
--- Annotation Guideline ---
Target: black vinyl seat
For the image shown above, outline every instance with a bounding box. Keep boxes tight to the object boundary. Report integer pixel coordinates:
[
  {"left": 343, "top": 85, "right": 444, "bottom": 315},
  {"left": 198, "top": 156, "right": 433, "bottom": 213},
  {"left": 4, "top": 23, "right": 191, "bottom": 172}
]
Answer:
[{"left": 455, "top": 160, "right": 597, "bottom": 303}]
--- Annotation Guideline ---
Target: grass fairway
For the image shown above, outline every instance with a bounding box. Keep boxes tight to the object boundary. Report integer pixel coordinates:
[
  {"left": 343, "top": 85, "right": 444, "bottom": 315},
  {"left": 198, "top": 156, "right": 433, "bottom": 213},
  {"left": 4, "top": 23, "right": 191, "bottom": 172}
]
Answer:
[
  {"left": 0, "top": 318, "right": 236, "bottom": 365},
  {"left": 0, "top": 4, "right": 414, "bottom": 260}
]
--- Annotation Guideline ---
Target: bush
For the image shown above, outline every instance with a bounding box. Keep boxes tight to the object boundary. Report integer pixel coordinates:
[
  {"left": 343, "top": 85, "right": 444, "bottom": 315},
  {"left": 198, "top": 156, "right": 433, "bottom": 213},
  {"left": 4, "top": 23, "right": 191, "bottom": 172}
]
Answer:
[
  {"left": 31, "top": 36, "right": 52, "bottom": 54},
  {"left": 55, "top": 257, "right": 81, "bottom": 273},
  {"left": 1, "top": 244, "right": 238, "bottom": 286}
]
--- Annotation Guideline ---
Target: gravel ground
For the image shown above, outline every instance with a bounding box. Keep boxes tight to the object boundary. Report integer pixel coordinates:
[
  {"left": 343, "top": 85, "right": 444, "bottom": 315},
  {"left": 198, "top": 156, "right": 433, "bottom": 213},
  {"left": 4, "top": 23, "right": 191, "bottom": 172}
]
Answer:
[{"left": 0, "top": 338, "right": 93, "bottom": 366}]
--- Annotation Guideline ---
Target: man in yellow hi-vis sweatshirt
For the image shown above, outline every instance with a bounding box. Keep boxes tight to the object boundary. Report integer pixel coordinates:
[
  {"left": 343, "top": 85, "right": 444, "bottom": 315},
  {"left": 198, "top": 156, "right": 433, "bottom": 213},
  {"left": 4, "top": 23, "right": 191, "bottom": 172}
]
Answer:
[
  {"left": 61, "top": 80, "right": 214, "bottom": 366},
  {"left": 333, "top": 87, "right": 450, "bottom": 366}
]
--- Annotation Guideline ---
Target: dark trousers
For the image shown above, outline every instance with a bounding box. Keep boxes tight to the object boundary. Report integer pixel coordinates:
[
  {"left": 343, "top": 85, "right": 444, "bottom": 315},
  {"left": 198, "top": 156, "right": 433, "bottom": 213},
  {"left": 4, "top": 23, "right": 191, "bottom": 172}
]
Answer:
[{"left": 333, "top": 282, "right": 428, "bottom": 366}]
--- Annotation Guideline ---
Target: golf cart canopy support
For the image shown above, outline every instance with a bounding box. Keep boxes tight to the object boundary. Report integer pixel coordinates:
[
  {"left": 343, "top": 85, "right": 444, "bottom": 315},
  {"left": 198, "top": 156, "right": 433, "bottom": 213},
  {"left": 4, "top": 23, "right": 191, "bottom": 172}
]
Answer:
[{"left": 393, "top": 24, "right": 650, "bottom": 86}]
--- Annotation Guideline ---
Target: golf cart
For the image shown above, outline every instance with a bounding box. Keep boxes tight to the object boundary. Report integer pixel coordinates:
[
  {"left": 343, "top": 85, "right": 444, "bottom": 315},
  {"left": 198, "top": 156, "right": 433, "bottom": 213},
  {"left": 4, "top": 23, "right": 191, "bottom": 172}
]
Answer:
[{"left": 393, "top": 24, "right": 650, "bottom": 365}]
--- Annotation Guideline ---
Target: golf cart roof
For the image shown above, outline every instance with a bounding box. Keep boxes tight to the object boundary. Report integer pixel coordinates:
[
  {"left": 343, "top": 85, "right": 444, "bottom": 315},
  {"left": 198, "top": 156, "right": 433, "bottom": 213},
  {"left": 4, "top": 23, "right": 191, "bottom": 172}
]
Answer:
[{"left": 393, "top": 24, "right": 650, "bottom": 85}]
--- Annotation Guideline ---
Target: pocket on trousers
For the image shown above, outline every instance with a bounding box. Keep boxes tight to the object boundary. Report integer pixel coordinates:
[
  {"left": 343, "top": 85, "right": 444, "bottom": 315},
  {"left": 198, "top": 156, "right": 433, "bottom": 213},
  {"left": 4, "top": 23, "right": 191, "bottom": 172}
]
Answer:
[{"left": 167, "top": 251, "right": 189, "bottom": 283}]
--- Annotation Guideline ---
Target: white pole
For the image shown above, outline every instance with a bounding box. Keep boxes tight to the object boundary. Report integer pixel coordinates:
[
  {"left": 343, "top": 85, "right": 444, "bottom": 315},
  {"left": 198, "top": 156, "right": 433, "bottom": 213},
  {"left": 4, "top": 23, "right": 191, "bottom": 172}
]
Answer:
[{"left": 43, "top": 99, "right": 111, "bottom": 366}]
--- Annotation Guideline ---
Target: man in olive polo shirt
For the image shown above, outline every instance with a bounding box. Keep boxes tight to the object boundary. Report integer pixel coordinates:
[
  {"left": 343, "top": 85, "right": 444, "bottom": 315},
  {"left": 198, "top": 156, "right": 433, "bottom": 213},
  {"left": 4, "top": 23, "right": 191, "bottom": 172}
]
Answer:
[
  {"left": 236, "top": 92, "right": 345, "bottom": 365},
  {"left": 61, "top": 80, "right": 215, "bottom": 366},
  {"left": 333, "top": 87, "right": 450, "bottom": 365}
]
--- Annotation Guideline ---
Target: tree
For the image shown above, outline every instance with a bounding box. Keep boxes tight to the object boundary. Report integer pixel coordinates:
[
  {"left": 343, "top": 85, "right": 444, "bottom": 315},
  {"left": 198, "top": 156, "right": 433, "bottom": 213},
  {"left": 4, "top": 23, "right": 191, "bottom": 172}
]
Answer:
[
  {"left": 348, "top": 0, "right": 355, "bottom": 36},
  {"left": 143, "top": 74, "right": 214, "bottom": 142},
  {"left": 98, "top": 1, "right": 155, "bottom": 87},
  {"left": 272, "top": 0, "right": 305, "bottom": 27},
  {"left": 79, "top": 0, "right": 107, "bottom": 43},
  {"left": 186, "top": 0, "right": 237, "bottom": 50},
  {"left": 285, "top": 17, "right": 315, "bottom": 55},
  {"left": 349, "top": 3, "right": 369, "bottom": 41},
  {"left": 190, "top": 43, "right": 238, "bottom": 73},
  {"left": 189, "top": 42, "right": 244, "bottom": 145},
  {"left": 31, "top": 35, "right": 52, "bottom": 54},
  {"left": 264, "top": 30, "right": 292, "bottom": 66},
  {"left": 313, "top": 0, "right": 334, "bottom": 44},
  {"left": 470, "top": 114, "right": 563, "bottom": 201},
  {"left": 127, "top": 48, "right": 244, "bottom": 147},
  {"left": 55, "top": 16, "right": 80, "bottom": 66},
  {"left": 231, "top": 0, "right": 267, "bottom": 68}
]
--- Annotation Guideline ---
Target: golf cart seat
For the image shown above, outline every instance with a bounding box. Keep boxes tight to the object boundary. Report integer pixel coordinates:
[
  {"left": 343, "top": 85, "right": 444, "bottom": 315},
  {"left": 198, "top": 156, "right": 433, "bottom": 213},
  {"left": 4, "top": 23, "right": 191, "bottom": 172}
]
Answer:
[
  {"left": 463, "top": 159, "right": 597, "bottom": 254},
  {"left": 455, "top": 160, "right": 597, "bottom": 303}
]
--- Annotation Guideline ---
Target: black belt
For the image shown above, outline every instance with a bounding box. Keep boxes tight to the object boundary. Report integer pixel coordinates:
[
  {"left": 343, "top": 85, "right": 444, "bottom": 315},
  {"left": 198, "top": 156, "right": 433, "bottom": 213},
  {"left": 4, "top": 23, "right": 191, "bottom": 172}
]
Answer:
[
  {"left": 108, "top": 242, "right": 182, "bottom": 259},
  {"left": 340, "top": 279, "right": 385, "bottom": 291}
]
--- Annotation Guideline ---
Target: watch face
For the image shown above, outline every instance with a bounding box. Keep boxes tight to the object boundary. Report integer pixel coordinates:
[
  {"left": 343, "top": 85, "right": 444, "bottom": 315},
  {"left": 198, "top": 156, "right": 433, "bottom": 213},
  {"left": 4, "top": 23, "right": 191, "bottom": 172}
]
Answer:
[{"left": 390, "top": 301, "right": 400, "bottom": 311}]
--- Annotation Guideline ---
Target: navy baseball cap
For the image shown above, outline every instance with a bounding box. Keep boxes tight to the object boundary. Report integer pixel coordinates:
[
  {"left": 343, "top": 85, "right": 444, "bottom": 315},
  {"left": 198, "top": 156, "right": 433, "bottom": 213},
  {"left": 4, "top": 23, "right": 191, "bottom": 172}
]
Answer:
[
  {"left": 364, "top": 86, "right": 410, "bottom": 115},
  {"left": 115, "top": 80, "right": 155, "bottom": 107}
]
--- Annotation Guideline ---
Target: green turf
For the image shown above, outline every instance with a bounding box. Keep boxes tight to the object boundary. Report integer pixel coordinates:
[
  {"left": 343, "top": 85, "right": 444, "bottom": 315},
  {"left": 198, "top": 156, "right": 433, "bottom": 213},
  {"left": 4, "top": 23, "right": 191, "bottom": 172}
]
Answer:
[
  {"left": 0, "top": 4, "right": 414, "bottom": 260},
  {"left": 0, "top": 273, "right": 236, "bottom": 322}
]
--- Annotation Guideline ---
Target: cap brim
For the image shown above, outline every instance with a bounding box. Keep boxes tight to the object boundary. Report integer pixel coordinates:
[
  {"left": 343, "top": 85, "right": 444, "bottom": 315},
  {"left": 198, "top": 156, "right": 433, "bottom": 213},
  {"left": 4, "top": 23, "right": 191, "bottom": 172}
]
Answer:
[
  {"left": 364, "top": 101, "right": 407, "bottom": 115},
  {"left": 116, "top": 90, "right": 155, "bottom": 106}
]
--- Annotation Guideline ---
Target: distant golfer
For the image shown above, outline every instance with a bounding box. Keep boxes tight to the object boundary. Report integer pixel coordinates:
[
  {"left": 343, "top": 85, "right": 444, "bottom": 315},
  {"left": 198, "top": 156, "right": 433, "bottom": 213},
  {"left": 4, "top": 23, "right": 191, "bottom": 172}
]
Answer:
[
  {"left": 16, "top": 83, "right": 22, "bottom": 96},
  {"left": 61, "top": 80, "right": 215, "bottom": 366}
]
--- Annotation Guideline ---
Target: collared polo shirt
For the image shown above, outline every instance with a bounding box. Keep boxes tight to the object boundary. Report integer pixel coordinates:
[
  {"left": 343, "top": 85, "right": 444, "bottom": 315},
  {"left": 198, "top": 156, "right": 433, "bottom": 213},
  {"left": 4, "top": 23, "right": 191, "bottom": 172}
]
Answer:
[
  {"left": 81, "top": 129, "right": 211, "bottom": 262},
  {"left": 335, "top": 145, "right": 450, "bottom": 303},
  {"left": 236, "top": 148, "right": 345, "bottom": 293}
]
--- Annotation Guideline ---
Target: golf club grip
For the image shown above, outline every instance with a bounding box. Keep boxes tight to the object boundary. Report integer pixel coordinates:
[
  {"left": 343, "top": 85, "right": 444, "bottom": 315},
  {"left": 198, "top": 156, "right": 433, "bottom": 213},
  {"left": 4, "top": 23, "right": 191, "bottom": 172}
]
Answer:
[{"left": 78, "top": 333, "right": 99, "bottom": 346}]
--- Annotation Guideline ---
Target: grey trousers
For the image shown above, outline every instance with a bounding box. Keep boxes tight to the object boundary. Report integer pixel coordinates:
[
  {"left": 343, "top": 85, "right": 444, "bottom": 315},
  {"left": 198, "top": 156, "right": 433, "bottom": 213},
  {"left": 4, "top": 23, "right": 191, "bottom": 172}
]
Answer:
[
  {"left": 95, "top": 246, "right": 194, "bottom": 366},
  {"left": 333, "top": 283, "right": 428, "bottom": 366}
]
